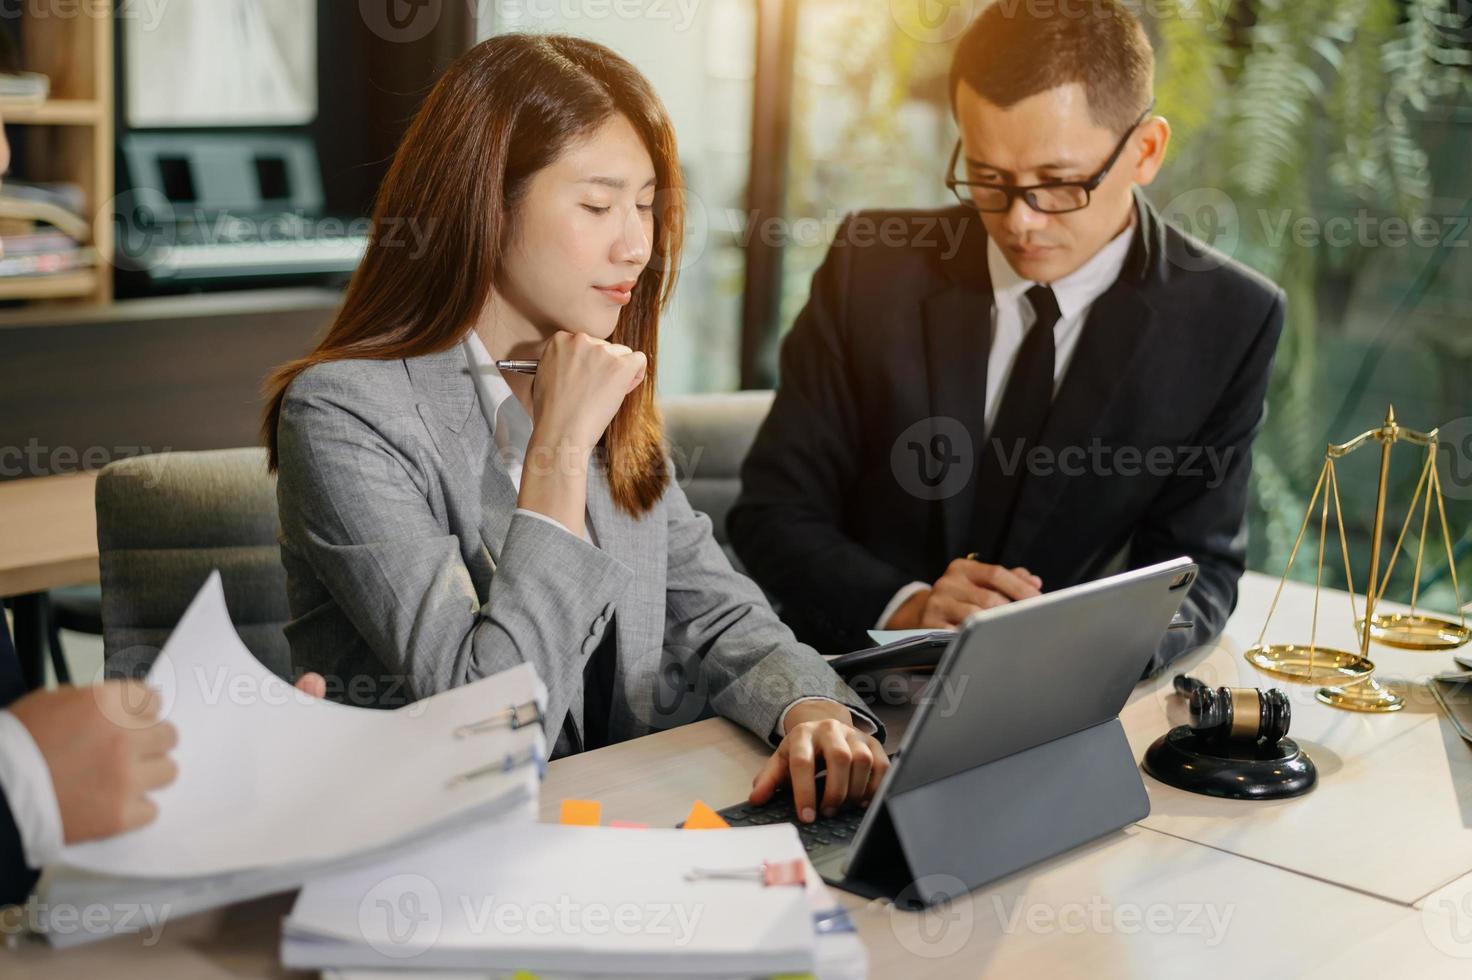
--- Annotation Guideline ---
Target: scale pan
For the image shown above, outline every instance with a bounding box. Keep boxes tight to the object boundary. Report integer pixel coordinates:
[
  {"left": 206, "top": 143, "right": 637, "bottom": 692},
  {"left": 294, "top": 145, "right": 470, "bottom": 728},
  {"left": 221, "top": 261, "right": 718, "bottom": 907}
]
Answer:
[
  {"left": 1244, "top": 644, "right": 1375, "bottom": 684},
  {"left": 1359, "top": 613, "right": 1471, "bottom": 651}
]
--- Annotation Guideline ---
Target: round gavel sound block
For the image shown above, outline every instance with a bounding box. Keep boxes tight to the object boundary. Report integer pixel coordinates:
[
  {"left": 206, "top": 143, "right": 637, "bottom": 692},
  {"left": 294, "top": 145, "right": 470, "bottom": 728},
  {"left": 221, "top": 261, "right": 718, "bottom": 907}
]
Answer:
[{"left": 1143, "top": 727, "right": 1317, "bottom": 800}]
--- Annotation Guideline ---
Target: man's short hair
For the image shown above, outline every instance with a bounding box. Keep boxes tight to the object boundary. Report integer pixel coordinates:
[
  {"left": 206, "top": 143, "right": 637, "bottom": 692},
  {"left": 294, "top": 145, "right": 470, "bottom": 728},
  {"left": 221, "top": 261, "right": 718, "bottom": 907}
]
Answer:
[{"left": 949, "top": 0, "right": 1155, "bottom": 133}]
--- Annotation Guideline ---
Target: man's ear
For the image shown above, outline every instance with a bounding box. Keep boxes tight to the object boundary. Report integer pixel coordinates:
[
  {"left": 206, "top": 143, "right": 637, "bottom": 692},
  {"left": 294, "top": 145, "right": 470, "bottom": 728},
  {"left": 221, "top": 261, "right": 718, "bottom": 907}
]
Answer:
[{"left": 1130, "top": 116, "right": 1171, "bottom": 187}]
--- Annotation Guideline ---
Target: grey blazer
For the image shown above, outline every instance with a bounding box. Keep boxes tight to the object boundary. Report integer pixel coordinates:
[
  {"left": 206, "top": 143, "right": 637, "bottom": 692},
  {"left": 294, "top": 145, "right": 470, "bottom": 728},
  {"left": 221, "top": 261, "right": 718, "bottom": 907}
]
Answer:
[{"left": 274, "top": 346, "right": 882, "bottom": 757}]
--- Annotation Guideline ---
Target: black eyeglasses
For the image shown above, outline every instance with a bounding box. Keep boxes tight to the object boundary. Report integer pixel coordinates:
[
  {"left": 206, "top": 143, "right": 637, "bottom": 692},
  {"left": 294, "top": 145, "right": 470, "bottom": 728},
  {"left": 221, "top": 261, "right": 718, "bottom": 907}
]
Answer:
[{"left": 945, "top": 100, "right": 1156, "bottom": 214}]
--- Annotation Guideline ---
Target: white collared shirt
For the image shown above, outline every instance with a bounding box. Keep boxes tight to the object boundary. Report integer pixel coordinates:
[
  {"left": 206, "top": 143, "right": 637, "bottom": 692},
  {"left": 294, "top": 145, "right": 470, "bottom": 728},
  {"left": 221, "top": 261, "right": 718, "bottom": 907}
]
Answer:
[
  {"left": 876, "top": 222, "right": 1135, "bottom": 629},
  {"left": 982, "top": 222, "right": 1134, "bottom": 436},
  {"left": 460, "top": 333, "right": 861, "bottom": 737},
  {"left": 462, "top": 332, "right": 597, "bottom": 546},
  {"left": 0, "top": 706, "right": 66, "bottom": 872}
]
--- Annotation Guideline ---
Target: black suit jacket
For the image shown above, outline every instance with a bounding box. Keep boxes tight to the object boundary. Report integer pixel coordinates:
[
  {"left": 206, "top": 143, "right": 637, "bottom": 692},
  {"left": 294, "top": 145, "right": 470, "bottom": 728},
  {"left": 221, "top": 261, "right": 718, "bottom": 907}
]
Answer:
[
  {"left": 729, "top": 192, "right": 1285, "bottom": 675},
  {"left": 1, "top": 616, "right": 38, "bottom": 907}
]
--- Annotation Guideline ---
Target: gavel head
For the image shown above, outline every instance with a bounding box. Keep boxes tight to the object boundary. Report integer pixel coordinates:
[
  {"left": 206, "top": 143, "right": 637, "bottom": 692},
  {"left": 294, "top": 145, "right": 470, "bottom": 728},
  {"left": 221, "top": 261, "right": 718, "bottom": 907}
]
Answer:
[{"left": 1187, "top": 685, "right": 1292, "bottom": 745}]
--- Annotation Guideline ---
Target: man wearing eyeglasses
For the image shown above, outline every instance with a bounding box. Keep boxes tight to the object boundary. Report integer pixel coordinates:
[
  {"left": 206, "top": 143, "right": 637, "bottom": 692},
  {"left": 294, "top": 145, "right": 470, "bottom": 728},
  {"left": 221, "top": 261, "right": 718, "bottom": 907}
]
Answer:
[{"left": 729, "top": 2, "right": 1285, "bottom": 676}]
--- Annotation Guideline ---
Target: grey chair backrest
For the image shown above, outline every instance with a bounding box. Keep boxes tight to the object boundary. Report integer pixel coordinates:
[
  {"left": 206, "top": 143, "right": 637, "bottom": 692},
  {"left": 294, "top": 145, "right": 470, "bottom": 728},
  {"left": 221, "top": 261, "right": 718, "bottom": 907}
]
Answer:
[
  {"left": 96, "top": 448, "right": 290, "bottom": 681},
  {"left": 660, "top": 391, "right": 774, "bottom": 555},
  {"left": 91, "top": 396, "right": 772, "bottom": 681}
]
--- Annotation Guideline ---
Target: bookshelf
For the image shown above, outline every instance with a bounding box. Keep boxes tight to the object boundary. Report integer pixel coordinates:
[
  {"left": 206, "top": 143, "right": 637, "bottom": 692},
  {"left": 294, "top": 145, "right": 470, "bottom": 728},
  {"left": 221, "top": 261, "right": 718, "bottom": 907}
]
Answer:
[{"left": 0, "top": 8, "right": 113, "bottom": 306}]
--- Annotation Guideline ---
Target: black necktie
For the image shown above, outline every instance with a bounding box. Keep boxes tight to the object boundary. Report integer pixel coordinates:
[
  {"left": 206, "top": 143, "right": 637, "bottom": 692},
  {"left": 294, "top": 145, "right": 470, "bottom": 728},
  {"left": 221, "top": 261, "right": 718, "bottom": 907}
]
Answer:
[
  {"left": 0, "top": 614, "right": 24, "bottom": 710},
  {"left": 971, "top": 285, "right": 1061, "bottom": 563}
]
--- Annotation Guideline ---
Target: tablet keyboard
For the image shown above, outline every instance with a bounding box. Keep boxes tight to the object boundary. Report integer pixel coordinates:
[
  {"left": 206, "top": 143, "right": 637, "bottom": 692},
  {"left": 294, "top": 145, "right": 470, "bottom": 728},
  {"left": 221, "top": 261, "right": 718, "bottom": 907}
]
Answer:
[{"left": 679, "top": 779, "right": 865, "bottom": 869}]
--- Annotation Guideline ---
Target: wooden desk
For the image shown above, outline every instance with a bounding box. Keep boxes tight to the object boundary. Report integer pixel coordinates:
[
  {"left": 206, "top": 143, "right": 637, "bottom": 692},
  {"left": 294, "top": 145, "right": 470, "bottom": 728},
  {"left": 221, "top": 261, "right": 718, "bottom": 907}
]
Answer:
[
  {"left": 0, "top": 712, "right": 1446, "bottom": 979},
  {"left": 1126, "top": 572, "right": 1472, "bottom": 905},
  {"left": 0, "top": 470, "right": 100, "bottom": 688},
  {"left": 4, "top": 571, "right": 1472, "bottom": 977},
  {"left": 0, "top": 471, "right": 99, "bottom": 598}
]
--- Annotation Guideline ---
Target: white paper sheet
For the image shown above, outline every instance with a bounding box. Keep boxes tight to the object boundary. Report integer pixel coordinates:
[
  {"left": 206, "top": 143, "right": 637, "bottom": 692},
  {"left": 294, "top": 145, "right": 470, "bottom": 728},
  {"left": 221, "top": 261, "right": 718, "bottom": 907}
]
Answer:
[
  {"left": 57, "top": 572, "right": 546, "bottom": 879},
  {"left": 866, "top": 629, "right": 951, "bottom": 646},
  {"left": 283, "top": 823, "right": 815, "bottom": 975}
]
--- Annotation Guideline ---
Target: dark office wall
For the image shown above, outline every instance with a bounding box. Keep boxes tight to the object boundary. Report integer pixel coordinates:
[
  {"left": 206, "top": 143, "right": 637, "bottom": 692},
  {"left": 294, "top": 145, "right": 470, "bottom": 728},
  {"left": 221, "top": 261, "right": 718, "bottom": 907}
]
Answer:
[{"left": 0, "top": 290, "right": 341, "bottom": 483}]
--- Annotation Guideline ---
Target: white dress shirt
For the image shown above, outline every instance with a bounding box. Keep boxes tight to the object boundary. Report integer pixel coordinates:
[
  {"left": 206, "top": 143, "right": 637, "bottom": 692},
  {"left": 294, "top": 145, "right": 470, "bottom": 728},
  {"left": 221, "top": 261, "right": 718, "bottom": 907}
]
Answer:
[
  {"left": 0, "top": 704, "right": 66, "bottom": 871},
  {"left": 462, "top": 332, "right": 597, "bottom": 546},
  {"left": 876, "top": 222, "right": 1136, "bottom": 628},
  {"left": 460, "top": 334, "right": 867, "bottom": 738}
]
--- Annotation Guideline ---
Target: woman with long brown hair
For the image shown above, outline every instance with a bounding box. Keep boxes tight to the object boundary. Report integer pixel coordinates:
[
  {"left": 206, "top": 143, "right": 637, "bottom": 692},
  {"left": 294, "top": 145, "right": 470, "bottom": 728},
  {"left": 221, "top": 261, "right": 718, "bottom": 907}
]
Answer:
[{"left": 262, "top": 34, "right": 886, "bottom": 821}]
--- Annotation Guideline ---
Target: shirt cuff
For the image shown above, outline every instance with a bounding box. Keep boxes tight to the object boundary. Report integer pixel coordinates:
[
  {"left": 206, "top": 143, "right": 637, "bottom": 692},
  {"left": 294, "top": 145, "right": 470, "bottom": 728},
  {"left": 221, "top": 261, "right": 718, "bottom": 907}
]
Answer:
[
  {"left": 776, "top": 696, "right": 879, "bottom": 738},
  {"left": 514, "top": 507, "right": 578, "bottom": 538},
  {"left": 0, "top": 710, "right": 65, "bottom": 869},
  {"left": 875, "top": 582, "right": 930, "bottom": 630}
]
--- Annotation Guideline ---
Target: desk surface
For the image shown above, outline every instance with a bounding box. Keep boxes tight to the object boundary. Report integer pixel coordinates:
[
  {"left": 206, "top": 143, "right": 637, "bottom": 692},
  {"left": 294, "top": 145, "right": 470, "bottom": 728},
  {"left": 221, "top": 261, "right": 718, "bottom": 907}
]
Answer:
[
  {"left": 5, "top": 571, "right": 1472, "bottom": 977},
  {"left": 0, "top": 471, "right": 99, "bottom": 597},
  {"left": 1128, "top": 573, "right": 1472, "bottom": 905}
]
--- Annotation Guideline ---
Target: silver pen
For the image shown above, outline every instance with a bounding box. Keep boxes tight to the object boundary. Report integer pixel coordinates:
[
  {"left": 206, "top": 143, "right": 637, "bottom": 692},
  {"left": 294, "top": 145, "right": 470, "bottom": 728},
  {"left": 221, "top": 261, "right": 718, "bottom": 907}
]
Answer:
[{"left": 495, "top": 359, "right": 539, "bottom": 375}]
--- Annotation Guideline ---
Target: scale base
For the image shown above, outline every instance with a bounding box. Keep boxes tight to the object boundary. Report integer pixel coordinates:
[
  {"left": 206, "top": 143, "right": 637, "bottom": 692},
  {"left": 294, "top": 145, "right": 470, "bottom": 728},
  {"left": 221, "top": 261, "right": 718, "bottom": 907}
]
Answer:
[
  {"left": 1142, "top": 727, "right": 1317, "bottom": 800},
  {"left": 1316, "top": 678, "right": 1405, "bottom": 712}
]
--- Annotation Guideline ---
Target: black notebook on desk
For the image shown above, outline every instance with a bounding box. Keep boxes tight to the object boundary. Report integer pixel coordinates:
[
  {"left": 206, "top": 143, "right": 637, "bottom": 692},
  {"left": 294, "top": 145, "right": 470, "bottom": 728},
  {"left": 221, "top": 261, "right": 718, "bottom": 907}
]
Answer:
[{"left": 825, "top": 631, "right": 954, "bottom": 676}]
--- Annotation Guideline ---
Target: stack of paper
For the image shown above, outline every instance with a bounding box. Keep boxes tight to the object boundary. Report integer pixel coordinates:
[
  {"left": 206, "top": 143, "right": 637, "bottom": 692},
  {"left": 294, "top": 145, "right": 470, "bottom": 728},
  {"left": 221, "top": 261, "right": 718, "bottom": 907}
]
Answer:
[
  {"left": 37, "top": 572, "right": 547, "bottom": 947},
  {"left": 282, "top": 822, "right": 819, "bottom": 976}
]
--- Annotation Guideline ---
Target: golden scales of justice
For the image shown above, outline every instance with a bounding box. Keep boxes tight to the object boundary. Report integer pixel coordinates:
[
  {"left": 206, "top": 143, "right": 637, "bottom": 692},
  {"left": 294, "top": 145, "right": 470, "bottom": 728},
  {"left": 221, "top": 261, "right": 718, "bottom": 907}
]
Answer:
[{"left": 1245, "top": 406, "right": 1469, "bottom": 712}]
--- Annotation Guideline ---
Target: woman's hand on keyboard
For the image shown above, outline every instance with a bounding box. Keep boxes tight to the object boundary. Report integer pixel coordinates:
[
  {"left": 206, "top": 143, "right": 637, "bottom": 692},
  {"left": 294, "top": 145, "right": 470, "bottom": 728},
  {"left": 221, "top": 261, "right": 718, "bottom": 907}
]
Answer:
[{"left": 748, "top": 701, "right": 890, "bottom": 823}]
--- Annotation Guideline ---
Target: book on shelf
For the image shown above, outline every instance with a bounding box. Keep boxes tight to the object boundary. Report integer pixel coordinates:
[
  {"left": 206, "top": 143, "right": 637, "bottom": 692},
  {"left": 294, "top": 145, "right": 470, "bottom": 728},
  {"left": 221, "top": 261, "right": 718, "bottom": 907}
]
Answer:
[
  {"left": 0, "top": 181, "right": 96, "bottom": 281},
  {"left": 0, "top": 71, "right": 51, "bottom": 104}
]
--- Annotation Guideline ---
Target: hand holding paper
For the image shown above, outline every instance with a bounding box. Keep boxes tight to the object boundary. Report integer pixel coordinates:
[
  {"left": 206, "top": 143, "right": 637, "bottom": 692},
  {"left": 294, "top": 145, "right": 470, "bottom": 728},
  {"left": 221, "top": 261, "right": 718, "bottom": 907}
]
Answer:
[{"left": 56, "top": 571, "right": 548, "bottom": 879}]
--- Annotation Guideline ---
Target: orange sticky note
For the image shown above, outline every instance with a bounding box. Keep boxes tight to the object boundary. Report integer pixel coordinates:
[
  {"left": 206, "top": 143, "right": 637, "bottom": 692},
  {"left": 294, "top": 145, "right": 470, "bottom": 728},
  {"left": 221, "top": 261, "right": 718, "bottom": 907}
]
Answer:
[
  {"left": 682, "top": 800, "right": 730, "bottom": 830},
  {"left": 609, "top": 820, "right": 649, "bottom": 829},
  {"left": 560, "top": 799, "right": 602, "bottom": 826}
]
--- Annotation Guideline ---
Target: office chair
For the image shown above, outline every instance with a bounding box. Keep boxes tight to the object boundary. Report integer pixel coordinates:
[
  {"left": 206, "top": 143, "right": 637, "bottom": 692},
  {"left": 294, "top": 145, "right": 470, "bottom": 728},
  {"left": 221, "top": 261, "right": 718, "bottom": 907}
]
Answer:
[{"left": 94, "top": 448, "right": 291, "bottom": 680}]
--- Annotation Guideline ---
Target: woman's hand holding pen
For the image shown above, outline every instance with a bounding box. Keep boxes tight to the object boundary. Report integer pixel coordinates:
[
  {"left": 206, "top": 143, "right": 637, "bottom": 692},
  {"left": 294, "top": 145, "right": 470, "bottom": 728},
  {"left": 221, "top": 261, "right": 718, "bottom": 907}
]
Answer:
[{"left": 517, "top": 331, "right": 647, "bottom": 534}]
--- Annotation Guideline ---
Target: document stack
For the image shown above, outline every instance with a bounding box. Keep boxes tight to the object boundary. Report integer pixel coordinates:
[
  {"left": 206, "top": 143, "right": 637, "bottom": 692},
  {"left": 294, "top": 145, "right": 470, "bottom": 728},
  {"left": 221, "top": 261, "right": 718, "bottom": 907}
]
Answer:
[
  {"left": 282, "top": 821, "right": 862, "bottom": 978},
  {"left": 36, "top": 573, "right": 547, "bottom": 948}
]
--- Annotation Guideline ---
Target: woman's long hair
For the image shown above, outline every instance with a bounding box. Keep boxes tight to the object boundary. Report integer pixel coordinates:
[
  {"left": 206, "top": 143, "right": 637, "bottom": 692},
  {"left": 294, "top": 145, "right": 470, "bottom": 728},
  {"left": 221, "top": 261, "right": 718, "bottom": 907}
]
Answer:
[{"left": 262, "top": 33, "right": 682, "bottom": 515}]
